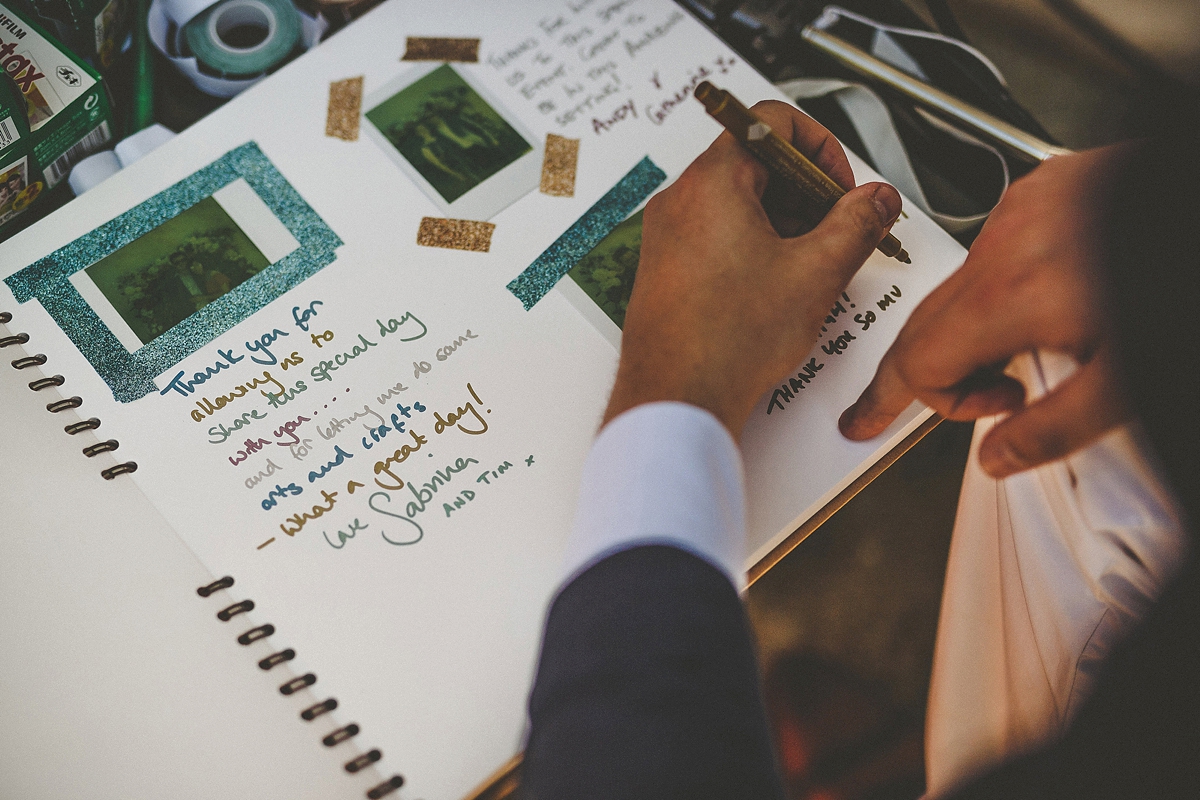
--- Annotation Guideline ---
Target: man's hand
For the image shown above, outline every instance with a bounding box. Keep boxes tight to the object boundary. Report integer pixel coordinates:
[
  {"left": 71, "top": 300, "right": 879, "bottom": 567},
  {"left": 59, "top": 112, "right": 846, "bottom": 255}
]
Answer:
[
  {"left": 838, "top": 147, "right": 1132, "bottom": 477},
  {"left": 603, "top": 100, "right": 902, "bottom": 440}
]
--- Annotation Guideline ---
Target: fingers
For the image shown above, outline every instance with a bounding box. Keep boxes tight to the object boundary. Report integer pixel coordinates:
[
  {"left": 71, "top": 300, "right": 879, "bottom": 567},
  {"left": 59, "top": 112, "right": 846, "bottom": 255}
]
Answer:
[
  {"left": 840, "top": 245, "right": 1087, "bottom": 440},
  {"left": 838, "top": 346, "right": 912, "bottom": 440},
  {"left": 845, "top": 347, "right": 1129, "bottom": 479},
  {"left": 748, "top": 100, "right": 855, "bottom": 190},
  {"left": 839, "top": 146, "right": 1124, "bottom": 466},
  {"left": 797, "top": 182, "right": 902, "bottom": 292},
  {"left": 839, "top": 351, "right": 1025, "bottom": 441},
  {"left": 944, "top": 370, "right": 1026, "bottom": 419},
  {"left": 695, "top": 99, "right": 854, "bottom": 203},
  {"left": 977, "top": 355, "right": 1129, "bottom": 477}
]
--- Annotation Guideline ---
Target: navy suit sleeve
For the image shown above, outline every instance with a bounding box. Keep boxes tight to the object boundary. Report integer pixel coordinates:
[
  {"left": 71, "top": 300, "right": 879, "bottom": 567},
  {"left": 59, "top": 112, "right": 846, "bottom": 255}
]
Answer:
[{"left": 523, "top": 545, "right": 786, "bottom": 800}]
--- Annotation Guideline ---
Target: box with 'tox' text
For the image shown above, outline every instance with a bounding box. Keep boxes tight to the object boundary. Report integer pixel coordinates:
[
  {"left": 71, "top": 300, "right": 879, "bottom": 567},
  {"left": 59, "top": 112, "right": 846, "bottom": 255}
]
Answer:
[{"left": 0, "top": 1, "right": 114, "bottom": 234}]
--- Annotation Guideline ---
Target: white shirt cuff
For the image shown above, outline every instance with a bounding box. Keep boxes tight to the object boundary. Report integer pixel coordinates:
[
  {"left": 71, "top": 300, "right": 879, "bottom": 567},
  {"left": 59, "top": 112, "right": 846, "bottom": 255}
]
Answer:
[{"left": 561, "top": 402, "right": 747, "bottom": 591}]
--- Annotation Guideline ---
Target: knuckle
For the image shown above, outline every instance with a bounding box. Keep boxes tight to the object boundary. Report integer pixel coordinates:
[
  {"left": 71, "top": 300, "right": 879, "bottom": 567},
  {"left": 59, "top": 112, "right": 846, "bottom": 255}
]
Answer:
[
  {"left": 808, "top": 200, "right": 881, "bottom": 268},
  {"left": 846, "top": 197, "right": 883, "bottom": 241},
  {"left": 749, "top": 99, "right": 793, "bottom": 126}
]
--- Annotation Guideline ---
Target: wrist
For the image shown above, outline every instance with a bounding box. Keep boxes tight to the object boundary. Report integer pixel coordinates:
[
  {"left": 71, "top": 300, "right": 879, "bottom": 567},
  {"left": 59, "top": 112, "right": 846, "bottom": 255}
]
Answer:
[{"left": 603, "top": 368, "right": 749, "bottom": 442}]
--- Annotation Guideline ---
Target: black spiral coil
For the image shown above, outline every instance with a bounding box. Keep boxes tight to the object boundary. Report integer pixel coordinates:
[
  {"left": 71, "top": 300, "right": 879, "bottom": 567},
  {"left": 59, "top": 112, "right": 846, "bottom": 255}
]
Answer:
[
  {"left": 0, "top": 309, "right": 138, "bottom": 479},
  {"left": 196, "top": 575, "right": 405, "bottom": 798}
]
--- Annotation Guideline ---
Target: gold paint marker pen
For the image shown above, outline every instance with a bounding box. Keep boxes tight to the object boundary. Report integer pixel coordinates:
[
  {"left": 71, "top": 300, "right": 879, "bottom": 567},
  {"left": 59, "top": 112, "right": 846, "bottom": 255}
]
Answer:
[{"left": 694, "top": 81, "right": 910, "bottom": 264}]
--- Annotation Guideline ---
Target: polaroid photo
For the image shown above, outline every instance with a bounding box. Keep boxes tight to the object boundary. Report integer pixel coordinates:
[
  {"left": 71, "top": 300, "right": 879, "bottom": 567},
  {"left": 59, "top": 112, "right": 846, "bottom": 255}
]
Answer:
[
  {"left": 363, "top": 62, "right": 541, "bottom": 220},
  {"left": 6, "top": 143, "right": 338, "bottom": 402},
  {"left": 555, "top": 206, "right": 646, "bottom": 350},
  {"left": 68, "top": 178, "right": 299, "bottom": 352},
  {"left": 0, "top": 156, "right": 34, "bottom": 225}
]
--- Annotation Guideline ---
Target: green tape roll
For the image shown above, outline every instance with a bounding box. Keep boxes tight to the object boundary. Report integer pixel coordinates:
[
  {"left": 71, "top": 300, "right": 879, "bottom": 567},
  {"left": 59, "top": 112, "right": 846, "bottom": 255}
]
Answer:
[{"left": 183, "top": 0, "right": 302, "bottom": 79}]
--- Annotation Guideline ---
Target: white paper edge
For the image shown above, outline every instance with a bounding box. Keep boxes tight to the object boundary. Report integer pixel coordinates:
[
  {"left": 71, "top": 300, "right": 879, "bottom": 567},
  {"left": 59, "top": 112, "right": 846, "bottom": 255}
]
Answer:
[{"left": 744, "top": 401, "right": 935, "bottom": 571}]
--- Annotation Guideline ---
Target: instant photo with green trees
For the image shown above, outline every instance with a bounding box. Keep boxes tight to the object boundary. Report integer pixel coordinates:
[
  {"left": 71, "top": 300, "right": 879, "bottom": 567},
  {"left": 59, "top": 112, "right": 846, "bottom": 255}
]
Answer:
[
  {"left": 568, "top": 209, "right": 644, "bottom": 330},
  {"left": 85, "top": 196, "right": 269, "bottom": 345},
  {"left": 365, "top": 64, "right": 532, "bottom": 203}
]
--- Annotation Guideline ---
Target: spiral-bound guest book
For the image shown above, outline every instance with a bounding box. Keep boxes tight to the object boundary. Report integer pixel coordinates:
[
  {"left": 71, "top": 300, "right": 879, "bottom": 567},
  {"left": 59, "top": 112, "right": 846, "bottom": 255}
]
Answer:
[
  {"left": 0, "top": 1, "right": 966, "bottom": 797},
  {"left": 0, "top": 354, "right": 390, "bottom": 798}
]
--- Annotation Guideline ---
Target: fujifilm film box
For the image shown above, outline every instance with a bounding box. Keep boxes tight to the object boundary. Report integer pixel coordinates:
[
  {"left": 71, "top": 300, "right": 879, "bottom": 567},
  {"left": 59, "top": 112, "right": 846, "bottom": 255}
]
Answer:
[{"left": 0, "top": 1, "right": 114, "bottom": 233}]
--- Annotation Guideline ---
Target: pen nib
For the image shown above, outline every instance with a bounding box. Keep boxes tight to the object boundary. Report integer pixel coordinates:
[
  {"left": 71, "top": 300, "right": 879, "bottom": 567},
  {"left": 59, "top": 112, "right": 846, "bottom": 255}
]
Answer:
[{"left": 896, "top": 249, "right": 911, "bottom": 264}]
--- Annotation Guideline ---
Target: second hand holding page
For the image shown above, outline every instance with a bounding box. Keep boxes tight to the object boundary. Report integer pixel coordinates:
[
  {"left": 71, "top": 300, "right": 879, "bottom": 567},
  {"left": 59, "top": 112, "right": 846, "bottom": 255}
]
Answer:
[{"left": 0, "top": 0, "right": 966, "bottom": 796}]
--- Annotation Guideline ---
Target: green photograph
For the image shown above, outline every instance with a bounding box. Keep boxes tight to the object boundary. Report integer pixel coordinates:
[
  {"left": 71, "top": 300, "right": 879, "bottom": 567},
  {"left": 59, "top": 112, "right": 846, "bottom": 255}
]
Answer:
[
  {"left": 85, "top": 196, "right": 269, "bottom": 345},
  {"left": 568, "top": 209, "right": 644, "bottom": 330},
  {"left": 365, "top": 64, "right": 532, "bottom": 203}
]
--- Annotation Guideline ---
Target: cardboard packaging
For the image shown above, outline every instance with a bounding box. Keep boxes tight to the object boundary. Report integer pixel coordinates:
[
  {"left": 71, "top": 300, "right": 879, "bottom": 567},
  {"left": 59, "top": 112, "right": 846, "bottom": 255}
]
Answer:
[
  {"left": 8, "top": 0, "right": 130, "bottom": 68},
  {"left": 0, "top": 1, "right": 114, "bottom": 234}
]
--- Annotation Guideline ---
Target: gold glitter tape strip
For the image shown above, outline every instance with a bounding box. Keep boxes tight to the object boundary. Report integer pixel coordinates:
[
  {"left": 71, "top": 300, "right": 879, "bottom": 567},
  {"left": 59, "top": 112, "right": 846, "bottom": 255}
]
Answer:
[
  {"left": 401, "top": 37, "right": 480, "bottom": 62},
  {"left": 539, "top": 134, "right": 580, "bottom": 197},
  {"left": 326, "top": 76, "right": 363, "bottom": 141},
  {"left": 417, "top": 218, "right": 495, "bottom": 252}
]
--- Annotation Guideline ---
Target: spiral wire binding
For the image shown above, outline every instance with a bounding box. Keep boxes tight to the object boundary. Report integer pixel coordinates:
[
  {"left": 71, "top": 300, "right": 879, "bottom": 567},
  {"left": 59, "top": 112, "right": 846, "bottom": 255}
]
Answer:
[
  {"left": 3, "top": 311, "right": 404, "bottom": 796},
  {"left": 0, "top": 308, "right": 138, "bottom": 479},
  {"left": 198, "top": 575, "right": 405, "bottom": 797},
  {"left": 5, "top": 305, "right": 406, "bottom": 796}
]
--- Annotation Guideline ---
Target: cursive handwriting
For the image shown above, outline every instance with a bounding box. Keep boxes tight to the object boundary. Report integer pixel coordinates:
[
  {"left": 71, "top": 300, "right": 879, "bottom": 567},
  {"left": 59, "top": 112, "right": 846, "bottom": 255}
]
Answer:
[
  {"left": 372, "top": 429, "right": 430, "bottom": 490},
  {"left": 273, "top": 414, "right": 312, "bottom": 446},
  {"left": 264, "top": 379, "right": 308, "bottom": 408},
  {"left": 318, "top": 404, "right": 384, "bottom": 442},
  {"left": 436, "top": 329, "right": 478, "bottom": 361},
  {"left": 161, "top": 349, "right": 245, "bottom": 397},
  {"left": 261, "top": 482, "right": 303, "bottom": 511},
  {"left": 245, "top": 327, "right": 290, "bottom": 366},
  {"left": 624, "top": 9, "right": 683, "bottom": 58},
  {"left": 432, "top": 383, "right": 489, "bottom": 436},
  {"left": 377, "top": 312, "right": 427, "bottom": 342},
  {"left": 368, "top": 456, "right": 481, "bottom": 545},
  {"left": 229, "top": 437, "right": 272, "bottom": 466},
  {"left": 208, "top": 409, "right": 268, "bottom": 444},
  {"left": 323, "top": 518, "right": 369, "bottom": 549},
  {"left": 308, "top": 444, "right": 355, "bottom": 483},
  {"left": 244, "top": 458, "right": 282, "bottom": 489},
  {"left": 190, "top": 371, "right": 284, "bottom": 422},
  {"left": 292, "top": 300, "right": 323, "bottom": 332},
  {"left": 278, "top": 489, "right": 338, "bottom": 536},
  {"left": 310, "top": 334, "right": 377, "bottom": 383}
]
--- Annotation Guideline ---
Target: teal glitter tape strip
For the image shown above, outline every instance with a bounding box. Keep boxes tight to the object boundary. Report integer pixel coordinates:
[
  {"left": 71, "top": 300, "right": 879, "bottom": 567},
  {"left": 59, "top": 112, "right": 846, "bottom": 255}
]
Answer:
[
  {"left": 5, "top": 142, "right": 342, "bottom": 403},
  {"left": 507, "top": 156, "right": 665, "bottom": 310}
]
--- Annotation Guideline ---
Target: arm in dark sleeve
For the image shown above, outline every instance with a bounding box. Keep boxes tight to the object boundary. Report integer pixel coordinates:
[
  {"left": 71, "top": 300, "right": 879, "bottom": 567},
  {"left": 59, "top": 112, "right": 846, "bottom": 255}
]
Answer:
[{"left": 523, "top": 545, "right": 787, "bottom": 800}]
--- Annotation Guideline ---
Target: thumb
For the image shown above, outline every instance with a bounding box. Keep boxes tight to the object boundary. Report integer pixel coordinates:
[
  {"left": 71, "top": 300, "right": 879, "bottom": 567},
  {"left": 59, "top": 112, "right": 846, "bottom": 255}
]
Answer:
[
  {"left": 977, "top": 356, "right": 1128, "bottom": 478},
  {"left": 797, "top": 182, "right": 902, "bottom": 287}
]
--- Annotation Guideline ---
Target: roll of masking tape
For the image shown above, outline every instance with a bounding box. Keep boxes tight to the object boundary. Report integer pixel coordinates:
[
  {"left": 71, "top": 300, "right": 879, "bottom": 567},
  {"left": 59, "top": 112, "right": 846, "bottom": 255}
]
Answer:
[
  {"left": 184, "top": 0, "right": 302, "bottom": 78},
  {"left": 148, "top": 0, "right": 326, "bottom": 97}
]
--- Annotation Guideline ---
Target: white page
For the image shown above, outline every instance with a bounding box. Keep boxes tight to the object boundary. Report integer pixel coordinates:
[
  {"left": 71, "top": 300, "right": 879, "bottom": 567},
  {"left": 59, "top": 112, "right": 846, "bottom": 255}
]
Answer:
[
  {"left": 0, "top": 331, "right": 384, "bottom": 799},
  {"left": 0, "top": 1, "right": 965, "bottom": 797}
]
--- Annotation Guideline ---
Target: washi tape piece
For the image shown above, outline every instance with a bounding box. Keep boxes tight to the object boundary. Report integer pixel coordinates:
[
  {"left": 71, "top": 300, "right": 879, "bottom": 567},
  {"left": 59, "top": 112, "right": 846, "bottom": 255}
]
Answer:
[
  {"left": 4, "top": 143, "right": 341, "bottom": 403},
  {"left": 540, "top": 134, "right": 580, "bottom": 197},
  {"left": 417, "top": 217, "right": 495, "bottom": 252},
  {"left": 401, "top": 37, "right": 480, "bottom": 62},
  {"left": 508, "top": 156, "right": 666, "bottom": 311},
  {"left": 326, "top": 76, "right": 364, "bottom": 141}
]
